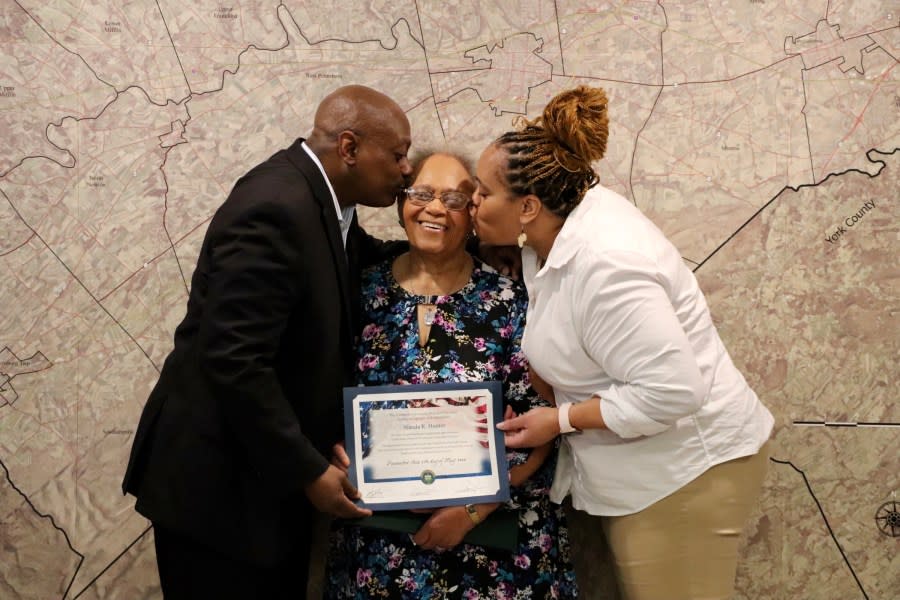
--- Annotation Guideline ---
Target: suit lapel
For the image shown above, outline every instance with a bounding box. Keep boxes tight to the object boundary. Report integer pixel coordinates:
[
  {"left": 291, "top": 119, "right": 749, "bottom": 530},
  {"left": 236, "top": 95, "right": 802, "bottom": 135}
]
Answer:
[
  {"left": 345, "top": 215, "right": 363, "bottom": 333},
  {"left": 285, "top": 139, "right": 355, "bottom": 352}
]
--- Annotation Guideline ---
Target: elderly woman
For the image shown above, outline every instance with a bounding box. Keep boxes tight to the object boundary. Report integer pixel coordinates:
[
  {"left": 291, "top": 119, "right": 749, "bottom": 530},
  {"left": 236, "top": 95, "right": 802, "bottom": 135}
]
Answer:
[
  {"left": 471, "top": 86, "right": 773, "bottom": 600},
  {"left": 324, "top": 152, "right": 578, "bottom": 599}
]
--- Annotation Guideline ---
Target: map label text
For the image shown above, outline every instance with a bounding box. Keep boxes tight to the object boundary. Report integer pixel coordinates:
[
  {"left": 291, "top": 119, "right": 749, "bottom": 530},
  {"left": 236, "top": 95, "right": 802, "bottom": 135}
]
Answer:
[
  {"left": 825, "top": 200, "right": 876, "bottom": 244},
  {"left": 87, "top": 174, "right": 105, "bottom": 188}
]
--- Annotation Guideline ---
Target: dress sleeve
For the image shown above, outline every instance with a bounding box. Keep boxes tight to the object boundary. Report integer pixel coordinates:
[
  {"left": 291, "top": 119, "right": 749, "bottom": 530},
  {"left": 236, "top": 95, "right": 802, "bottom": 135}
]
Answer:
[
  {"left": 497, "top": 280, "right": 559, "bottom": 507},
  {"left": 502, "top": 283, "right": 548, "bottom": 408},
  {"left": 574, "top": 249, "right": 707, "bottom": 439},
  {"left": 499, "top": 282, "right": 549, "bottom": 468}
]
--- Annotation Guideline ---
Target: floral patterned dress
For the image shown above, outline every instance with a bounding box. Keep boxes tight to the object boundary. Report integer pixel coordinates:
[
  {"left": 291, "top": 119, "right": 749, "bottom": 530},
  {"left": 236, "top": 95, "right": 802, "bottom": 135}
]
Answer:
[{"left": 324, "top": 257, "right": 578, "bottom": 600}]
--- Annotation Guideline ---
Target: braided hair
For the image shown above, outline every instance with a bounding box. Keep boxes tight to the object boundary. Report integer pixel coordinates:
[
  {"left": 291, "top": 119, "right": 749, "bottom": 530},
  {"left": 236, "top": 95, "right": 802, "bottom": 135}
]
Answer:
[{"left": 494, "top": 86, "right": 608, "bottom": 218}]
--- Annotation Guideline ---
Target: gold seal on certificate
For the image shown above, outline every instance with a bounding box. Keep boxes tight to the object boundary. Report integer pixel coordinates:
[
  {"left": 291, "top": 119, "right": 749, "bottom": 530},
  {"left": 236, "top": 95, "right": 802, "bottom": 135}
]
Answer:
[{"left": 343, "top": 381, "right": 510, "bottom": 510}]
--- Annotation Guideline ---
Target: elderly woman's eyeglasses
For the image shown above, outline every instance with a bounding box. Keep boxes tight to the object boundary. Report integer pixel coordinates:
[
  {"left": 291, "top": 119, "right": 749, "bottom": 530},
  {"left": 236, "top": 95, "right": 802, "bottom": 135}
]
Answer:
[{"left": 404, "top": 187, "right": 471, "bottom": 211}]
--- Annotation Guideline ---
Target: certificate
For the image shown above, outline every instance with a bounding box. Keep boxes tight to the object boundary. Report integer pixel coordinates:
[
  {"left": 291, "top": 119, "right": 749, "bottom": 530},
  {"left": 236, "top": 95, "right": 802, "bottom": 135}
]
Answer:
[{"left": 343, "top": 381, "right": 510, "bottom": 510}]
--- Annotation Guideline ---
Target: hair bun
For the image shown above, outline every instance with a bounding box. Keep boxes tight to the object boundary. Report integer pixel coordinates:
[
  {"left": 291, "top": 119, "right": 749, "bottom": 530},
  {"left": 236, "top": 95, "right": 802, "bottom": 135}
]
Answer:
[{"left": 540, "top": 86, "right": 608, "bottom": 167}]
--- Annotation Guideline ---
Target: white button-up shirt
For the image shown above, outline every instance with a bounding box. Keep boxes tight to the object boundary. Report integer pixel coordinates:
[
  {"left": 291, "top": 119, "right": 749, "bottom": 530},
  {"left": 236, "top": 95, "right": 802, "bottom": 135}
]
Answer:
[
  {"left": 301, "top": 141, "right": 355, "bottom": 249},
  {"left": 521, "top": 185, "right": 773, "bottom": 516}
]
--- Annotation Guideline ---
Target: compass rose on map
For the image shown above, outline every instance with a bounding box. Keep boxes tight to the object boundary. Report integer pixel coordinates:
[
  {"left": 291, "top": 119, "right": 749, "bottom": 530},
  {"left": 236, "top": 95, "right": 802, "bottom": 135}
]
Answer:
[{"left": 875, "top": 501, "right": 900, "bottom": 538}]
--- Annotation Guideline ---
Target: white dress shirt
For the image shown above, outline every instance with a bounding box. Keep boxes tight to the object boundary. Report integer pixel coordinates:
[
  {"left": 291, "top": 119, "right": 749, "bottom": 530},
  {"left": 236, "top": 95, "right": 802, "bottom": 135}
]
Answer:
[
  {"left": 521, "top": 184, "right": 774, "bottom": 516},
  {"left": 301, "top": 141, "right": 355, "bottom": 249}
]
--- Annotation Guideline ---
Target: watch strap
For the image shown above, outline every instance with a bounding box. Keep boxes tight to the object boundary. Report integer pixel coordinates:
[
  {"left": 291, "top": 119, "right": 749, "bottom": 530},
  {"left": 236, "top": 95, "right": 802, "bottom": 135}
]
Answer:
[{"left": 558, "top": 402, "right": 578, "bottom": 434}]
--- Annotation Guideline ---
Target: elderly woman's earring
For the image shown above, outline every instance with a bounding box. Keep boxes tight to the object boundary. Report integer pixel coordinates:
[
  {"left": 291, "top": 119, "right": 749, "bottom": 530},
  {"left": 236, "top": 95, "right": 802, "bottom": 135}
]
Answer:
[{"left": 517, "top": 229, "right": 527, "bottom": 248}]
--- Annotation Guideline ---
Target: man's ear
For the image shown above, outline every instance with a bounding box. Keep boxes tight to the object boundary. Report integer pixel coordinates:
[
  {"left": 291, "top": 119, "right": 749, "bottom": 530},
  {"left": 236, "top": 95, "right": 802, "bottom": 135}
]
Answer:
[
  {"left": 520, "top": 194, "right": 542, "bottom": 225},
  {"left": 337, "top": 130, "right": 360, "bottom": 166}
]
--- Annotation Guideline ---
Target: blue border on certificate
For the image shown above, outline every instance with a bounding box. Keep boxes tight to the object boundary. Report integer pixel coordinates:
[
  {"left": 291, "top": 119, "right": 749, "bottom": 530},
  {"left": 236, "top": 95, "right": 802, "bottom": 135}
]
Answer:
[{"left": 343, "top": 381, "right": 510, "bottom": 511}]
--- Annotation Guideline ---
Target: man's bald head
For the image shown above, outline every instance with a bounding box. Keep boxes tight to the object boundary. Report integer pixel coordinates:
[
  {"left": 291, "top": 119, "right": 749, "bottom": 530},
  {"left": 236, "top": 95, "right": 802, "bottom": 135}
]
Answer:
[
  {"left": 309, "top": 84, "right": 407, "bottom": 143},
  {"left": 306, "top": 85, "right": 413, "bottom": 209}
]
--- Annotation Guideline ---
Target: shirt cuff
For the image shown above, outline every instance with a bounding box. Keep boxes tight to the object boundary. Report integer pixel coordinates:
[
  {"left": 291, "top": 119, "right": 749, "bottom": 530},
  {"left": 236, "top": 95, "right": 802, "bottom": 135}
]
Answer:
[{"left": 599, "top": 385, "right": 671, "bottom": 439}]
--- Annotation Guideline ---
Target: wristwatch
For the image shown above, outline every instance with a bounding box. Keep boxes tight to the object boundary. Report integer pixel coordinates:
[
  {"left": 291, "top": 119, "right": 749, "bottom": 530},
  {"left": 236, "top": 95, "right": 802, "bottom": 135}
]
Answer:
[{"left": 464, "top": 503, "right": 481, "bottom": 525}]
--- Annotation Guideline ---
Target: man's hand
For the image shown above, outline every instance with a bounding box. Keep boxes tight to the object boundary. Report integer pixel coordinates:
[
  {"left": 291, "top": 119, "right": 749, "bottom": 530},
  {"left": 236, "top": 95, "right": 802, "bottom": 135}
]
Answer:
[
  {"left": 304, "top": 464, "right": 372, "bottom": 519},
  {"left": 330, "top": 441, "right": 350, "bottom": 473},
  {"left": 496, "top": 406, "right": 559, "bottom": 448}
]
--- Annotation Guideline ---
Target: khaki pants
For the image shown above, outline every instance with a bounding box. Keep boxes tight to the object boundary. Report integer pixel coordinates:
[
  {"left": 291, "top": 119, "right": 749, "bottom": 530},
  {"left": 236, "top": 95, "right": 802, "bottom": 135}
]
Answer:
[{"left": 601, "top": 443, "right": 769, "bottom": 600}]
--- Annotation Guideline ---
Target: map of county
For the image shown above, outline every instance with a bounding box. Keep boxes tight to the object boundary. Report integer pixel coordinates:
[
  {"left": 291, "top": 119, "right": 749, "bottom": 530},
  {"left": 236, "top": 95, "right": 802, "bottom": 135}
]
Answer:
[
  {"left": 0, "top": 347, "right": 52, "bottom": 406},
  {"left": 0, "top": 1, "right": 896, "bottom": 598}
]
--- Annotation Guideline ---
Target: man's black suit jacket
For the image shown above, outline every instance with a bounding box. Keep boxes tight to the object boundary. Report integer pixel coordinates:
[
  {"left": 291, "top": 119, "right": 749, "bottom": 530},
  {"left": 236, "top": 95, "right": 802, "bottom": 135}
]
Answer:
[{"left": 122, "top": 138, "right": 379, "bottom": 566}]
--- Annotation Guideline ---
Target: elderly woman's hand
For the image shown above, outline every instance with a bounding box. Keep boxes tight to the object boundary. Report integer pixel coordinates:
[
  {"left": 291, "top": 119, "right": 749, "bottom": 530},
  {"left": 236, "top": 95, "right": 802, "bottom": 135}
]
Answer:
[{"left": 411, "top": 506, "right": 474, "bottom": 550}]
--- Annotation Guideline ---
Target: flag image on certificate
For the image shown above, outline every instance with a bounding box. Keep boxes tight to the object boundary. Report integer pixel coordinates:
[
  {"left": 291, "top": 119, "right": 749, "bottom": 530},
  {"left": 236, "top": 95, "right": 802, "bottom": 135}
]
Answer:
[{"left": 343, "top": 381, "right": 510, "bottom": 510}]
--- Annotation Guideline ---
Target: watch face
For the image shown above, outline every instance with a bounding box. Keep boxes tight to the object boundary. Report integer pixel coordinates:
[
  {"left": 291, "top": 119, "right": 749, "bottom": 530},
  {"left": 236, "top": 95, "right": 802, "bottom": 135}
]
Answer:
[{"left": 465, "top": 504, "right": 480, "bottom": 523}]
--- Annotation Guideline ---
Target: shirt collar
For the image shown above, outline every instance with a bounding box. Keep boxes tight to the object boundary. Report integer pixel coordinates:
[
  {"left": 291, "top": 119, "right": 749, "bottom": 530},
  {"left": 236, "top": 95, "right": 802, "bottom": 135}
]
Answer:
[
  {"left": 530, "top": 187, "right": 602, "bottom": 276},
  {"left": 301, "top": 141, "right": 356, "bottom": 246}
]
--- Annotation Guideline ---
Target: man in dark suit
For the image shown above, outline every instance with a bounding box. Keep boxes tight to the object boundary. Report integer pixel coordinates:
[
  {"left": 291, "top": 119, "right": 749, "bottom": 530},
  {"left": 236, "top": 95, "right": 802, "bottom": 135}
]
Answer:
[{"left": 122, "top": 85, "right": 413, "bottom": 599}]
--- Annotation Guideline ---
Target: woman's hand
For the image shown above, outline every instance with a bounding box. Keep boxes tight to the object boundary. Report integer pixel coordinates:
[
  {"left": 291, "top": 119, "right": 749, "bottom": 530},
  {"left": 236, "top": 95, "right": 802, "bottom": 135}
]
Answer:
[
  {"left": 502, "top": 405, "right": 554, "bottom": 486},
  {"left": 496, "top": 406, "right": 560, "bottom": 448}
]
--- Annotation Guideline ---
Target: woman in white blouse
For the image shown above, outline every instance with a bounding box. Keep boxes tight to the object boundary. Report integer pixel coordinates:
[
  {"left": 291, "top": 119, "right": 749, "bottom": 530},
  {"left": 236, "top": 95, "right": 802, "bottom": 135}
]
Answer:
[{"left": 470, "top": 85, "right": 774, "bottom": 600}]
